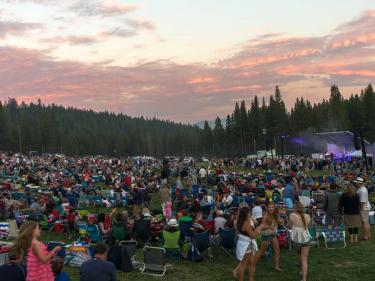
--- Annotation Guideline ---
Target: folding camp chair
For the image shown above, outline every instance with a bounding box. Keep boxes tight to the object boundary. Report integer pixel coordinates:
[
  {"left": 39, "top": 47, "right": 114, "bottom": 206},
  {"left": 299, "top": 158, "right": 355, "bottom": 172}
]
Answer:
[
  {"left": 312, "top": 191, "right": 324, "bottom": 203},
  {"left": 0, "top": 222, "right": 10, "bottom": 239},
  {"left": 162, "top": 230, "right": 181, "bottom": 261},
  {"left": 192, "top": 230, "right": 212, "bottom": 260},
  {"left": 322, "top": 226, "right": 346, "bottom": 249},
  {"left": 78, "top": 196, "right": 90, "bottom": 209},
  {"left": 231, "top": 196, "right": 240, "bottom": 208},
  {"left": 47, "top": 241, "right": 65, "bottom": 257},
  {"left": 77, "top": 223, "right": 88, "bottom": 240},
  {"left": 178, "top": 220, "right": 194, "bottom": 240},
  {"left": 298, "top": 196, "right": 311, "bottom": 208},
  {"left": 119, "top": 240, "right": 141, "bottom": 269},
  {"left": 218, "top": 228, "right": 236, "bottom": 259},
  {"left": 7, "top": 219, "right": 18, "bottom": 239},
  {"left": 308, "top": 223, "right": 320, "bottom": 247},
  {"left": 369, "top": 211, "right": 375, "bottom": 225},
  {"left": 86, "top": 224, "right": 102, "bottom": 243},
  {"left": 244, "top": 195, "right": 255, "bottom": 205},
  {"left": 272, "top": 193, "right": 281, "bottom": 204},
  {"left": 141, "top": 246, "right": 170, "bottom": 277}
]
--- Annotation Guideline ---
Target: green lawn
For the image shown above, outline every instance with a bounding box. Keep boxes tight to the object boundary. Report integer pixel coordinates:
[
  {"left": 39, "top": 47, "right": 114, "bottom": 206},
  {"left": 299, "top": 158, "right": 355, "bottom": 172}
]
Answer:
[{"left": 50, "top": 228, "right": 375, "bottom": 281}]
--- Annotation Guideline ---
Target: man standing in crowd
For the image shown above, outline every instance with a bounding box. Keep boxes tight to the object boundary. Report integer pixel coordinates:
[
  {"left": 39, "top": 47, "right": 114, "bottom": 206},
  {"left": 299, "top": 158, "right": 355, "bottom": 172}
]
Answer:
[
  {"left": 80, "top": 243, "right": 116, "bottom": 281},
  {"left": 354, "top": 177, "right": 371, "bottom": 241},
  {"left": 198, "top": 166, "right": 208, "bottom": 186}
]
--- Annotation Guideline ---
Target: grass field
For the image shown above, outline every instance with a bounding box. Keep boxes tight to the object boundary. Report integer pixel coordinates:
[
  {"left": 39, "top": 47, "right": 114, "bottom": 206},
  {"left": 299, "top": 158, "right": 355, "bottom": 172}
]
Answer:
[{"left": 38, "top": 227, "right": 375, "bottom": 281}]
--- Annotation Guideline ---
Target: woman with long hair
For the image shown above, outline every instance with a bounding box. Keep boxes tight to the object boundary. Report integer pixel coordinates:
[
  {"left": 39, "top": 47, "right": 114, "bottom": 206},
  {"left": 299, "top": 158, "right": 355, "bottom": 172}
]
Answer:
[
  {"left": 255, "top": 202, "right": 282, "bottom": 271},
  {"left": 13, "top": 221, "right": 61, "bottom": 281},
  {"left": 288, "top": 201, "right": 311, "bottom": 281},
  {"left": 339, "top": 184, "right": 361, "bottom": 243},
  {"left": 233, "top": 205, "right": 258, "bottom": 281}
]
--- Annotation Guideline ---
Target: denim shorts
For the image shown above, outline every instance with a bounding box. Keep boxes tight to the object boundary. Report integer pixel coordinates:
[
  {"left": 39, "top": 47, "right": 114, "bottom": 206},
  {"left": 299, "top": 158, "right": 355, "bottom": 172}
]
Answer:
[{"left": 261, "top": 234, "right": 276, "bottom": 241}]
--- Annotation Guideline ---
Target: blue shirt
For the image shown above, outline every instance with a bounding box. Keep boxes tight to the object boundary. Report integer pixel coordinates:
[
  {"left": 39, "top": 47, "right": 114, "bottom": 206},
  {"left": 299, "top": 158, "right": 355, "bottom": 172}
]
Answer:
[
  {"left": 80, "top": 258, "right": 116, "bottom": 281},
  {"left": 55, "top": 272, "right": 71, "bottom": 281},
  {"left": 283, "top": 184, "right": 295, "bottom": 200},
  {"left": 0, "top": 262, "right": 26, "bottom": 281}
]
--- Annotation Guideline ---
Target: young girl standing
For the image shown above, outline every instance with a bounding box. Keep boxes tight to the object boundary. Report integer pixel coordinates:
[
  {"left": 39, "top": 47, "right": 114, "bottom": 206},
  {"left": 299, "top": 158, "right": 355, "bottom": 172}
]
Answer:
[
  {"left": 255, "top": 202, "right": 282, "bottom": 272},
  {"left": 13, "top": 221, "right": 61, "bottom": 281}
]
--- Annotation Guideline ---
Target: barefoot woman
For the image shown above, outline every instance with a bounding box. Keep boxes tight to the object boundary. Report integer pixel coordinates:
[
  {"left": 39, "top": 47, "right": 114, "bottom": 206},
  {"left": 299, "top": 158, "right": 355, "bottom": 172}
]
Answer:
[
  {"left": 233, "top": 205, "right": 258, "bottom": 281},
  {"left": 255, "top": 202, "right": 282, "bottom": 271}
]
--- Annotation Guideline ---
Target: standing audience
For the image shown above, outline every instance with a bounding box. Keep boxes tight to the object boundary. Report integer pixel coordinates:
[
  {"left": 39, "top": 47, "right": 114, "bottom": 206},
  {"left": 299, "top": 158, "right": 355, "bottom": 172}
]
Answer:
[
  {"left": 339, "top": 184, "right": 361, "bottom": 243},
  {"left": 289, "top": 202, "right": 311, "bottom": 281}
]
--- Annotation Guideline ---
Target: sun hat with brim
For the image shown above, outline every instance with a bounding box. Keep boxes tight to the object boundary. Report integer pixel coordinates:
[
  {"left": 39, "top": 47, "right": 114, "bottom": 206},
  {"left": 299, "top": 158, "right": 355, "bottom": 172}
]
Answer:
[
  {"left": 168, "top": 219, "right": 178, "bottom": 227},
  {"left": 353, "top": 177, "right": 364, "bottom": 184}
]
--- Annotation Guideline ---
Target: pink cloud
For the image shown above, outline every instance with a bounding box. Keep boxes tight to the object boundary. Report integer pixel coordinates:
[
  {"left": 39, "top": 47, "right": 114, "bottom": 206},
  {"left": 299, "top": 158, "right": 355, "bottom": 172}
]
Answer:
[
  {"left": 70, "top": 1, "right": 139, "bottom": 17},
  {"left": 126, "top": 19, "right": 156, "bottom": 30},
  {"left": 41, "top": 35, "right": 99, "bottom": 45},
  {"left": 0, "top": 21, "right": 43, "bottom": 38},
  {"left": 0, "top": 10, "right": 374, "bottom": 122},
  {"left": 187, "top": 76, "right": 218, "bottom": 85}
]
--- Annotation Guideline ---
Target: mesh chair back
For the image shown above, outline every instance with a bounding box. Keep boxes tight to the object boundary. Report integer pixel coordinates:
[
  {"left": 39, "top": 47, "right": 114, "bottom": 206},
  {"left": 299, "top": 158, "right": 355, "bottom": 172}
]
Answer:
[
  {"left": 219, "top": 228, "right": 236, "bottom": 250},
  {"left": 193, "top": 230, "right": 210, "bottom": 252},
  {"left": 119, "top": 240, "right": 137, "bottom": 258},
  {"left": 143, "top": 246, "right": 166, "bottom": 271},
  {"left": 179, "top": 220, "right": 193, "bottom": 239}
]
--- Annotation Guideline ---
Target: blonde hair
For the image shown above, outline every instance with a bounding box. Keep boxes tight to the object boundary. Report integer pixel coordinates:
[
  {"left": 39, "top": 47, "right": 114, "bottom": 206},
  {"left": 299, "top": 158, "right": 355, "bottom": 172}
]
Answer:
[
  {"left": 294, "top": 202, "right": 307, "bottom": 229},
  {"left": 263, "top": 202, "right": 278, "bottom": 226},
  {"left": 13, "top": 221, "right": 38, "bottom": 258}
]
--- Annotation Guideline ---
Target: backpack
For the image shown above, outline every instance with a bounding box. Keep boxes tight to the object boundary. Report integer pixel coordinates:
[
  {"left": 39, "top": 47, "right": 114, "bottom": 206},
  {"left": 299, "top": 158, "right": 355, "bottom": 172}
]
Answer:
[{"left": 108, "top": 245, "right": 133, "bottom": 272}]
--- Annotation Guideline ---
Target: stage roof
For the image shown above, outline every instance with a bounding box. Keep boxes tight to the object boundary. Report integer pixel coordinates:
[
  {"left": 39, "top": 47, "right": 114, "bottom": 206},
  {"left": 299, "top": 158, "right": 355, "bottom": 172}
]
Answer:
[{"left": 316, "top": 131, "right": 372, "bottom": 151}]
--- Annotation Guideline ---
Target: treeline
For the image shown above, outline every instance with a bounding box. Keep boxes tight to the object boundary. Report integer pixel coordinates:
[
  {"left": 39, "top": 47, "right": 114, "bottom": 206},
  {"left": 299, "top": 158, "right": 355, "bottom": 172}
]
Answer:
[
  {"left": 0, "top": 99, "right": 204, "bottom": 156},
  {"left": 203, "top": 84, "right": 375, "bottom": 156},
  {"left": 0, "top": 84, "right": 373, "bottom": 157}
]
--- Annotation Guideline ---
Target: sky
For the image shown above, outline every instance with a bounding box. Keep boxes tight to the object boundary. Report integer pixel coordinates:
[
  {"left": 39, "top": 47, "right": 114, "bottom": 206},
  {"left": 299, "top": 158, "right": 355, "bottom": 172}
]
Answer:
[{"left": 0, "top": 0, "right": 374, "bottom": 123}]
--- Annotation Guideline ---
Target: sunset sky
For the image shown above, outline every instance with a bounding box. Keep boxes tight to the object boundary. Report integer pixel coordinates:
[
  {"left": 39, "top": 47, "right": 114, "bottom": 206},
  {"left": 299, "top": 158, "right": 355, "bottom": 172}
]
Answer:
[{"left": 0, "top": 0, "right": 374, "bottom": 123}]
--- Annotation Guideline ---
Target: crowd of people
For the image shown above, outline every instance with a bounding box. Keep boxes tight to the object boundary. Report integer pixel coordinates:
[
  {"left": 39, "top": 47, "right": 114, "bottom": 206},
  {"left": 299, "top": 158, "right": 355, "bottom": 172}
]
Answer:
[{"left": 0, "top": 153, "right": 374, "bottom": 281}]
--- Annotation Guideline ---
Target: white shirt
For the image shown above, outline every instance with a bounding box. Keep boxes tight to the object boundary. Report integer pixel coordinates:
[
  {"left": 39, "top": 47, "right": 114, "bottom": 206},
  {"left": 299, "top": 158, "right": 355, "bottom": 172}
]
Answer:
[
  {"left": 222, "top": 195, "right": 233, "bottom": 206},
  {"left": 357, "top": 185, "right": 372, "bottom": 211},
  {"left": 199, "top": 168, "right": 207, "bottom": 178},
  {"left": 251, "top": 206, "right": 263, "bottom": 220},
  {"left": 214, "top": 216, "right": 227, "bottom": 233}
]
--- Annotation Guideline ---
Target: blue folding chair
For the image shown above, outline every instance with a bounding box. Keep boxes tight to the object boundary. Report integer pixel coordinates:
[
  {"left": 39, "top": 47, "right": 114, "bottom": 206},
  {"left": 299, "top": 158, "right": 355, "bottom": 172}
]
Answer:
[
  {"left": 244, "top": 195, "right": 255, "bottom": 205},
  {"left": 86, "top": 224, "right": 102, "bottom": 243},
  {"left": 218, "top": 228, "right": 236, "bottom": 259},
  {"left": 178, "top": 220, "right": 193, "bottom": 240},
  {"left": 192, "top": 230, "right": 211, "bottom": 260},
  {"left": 232, "top": 196, "right": 240, "bottom": 208},
  {"left": 192, "top": 185, "right": 199, "bottom": 198},
  {"left": 47, "top": 241, "right": 65, "bottom": 257},
  {"left": 322, "top": 226, "right": 346, "bottom": 249}
]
